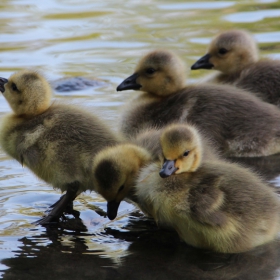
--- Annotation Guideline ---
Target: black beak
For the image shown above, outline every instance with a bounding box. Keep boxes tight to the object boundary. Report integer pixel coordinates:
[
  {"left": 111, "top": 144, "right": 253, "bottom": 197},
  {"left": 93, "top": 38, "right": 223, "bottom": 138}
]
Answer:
[
  {"left": 159, "top": 160, "right": 178, "bottom": 178},
  {"left": 116, "top": 73, "right": 141, "bottom": 91},
  {"left": 0, "top": 77, "right": 8, "bottom": 93},
  {"left": 191, "top": 54, "right": 213, "bottom": 70},
  {"left": 107, "top": 200, "right": 121, "bottom": 220}
]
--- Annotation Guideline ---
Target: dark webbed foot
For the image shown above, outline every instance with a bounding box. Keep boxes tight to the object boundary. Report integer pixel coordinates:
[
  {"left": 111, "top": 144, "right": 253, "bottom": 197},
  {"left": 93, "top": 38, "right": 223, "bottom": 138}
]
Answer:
[
  {"left": 50, "top": 195, "right": 80, "bottom": 218},
  {"left": 65, "top": 200, "right": 80, "bottom": 218},
  {"left": 35, "top": 181, "right": 80, "bottom": 226}
]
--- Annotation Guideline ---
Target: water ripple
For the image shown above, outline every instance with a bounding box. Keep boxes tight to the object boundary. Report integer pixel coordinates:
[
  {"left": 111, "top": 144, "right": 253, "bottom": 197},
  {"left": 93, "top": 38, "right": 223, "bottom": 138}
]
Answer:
[{"left": 225, "top": 9, "right": 280, "bottom": 23}]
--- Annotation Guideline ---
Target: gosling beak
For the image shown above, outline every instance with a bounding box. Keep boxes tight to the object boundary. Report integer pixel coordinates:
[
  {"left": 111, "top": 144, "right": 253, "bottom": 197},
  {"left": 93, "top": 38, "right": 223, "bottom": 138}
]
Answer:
[
  {"left": 107, "top": 200, "right": 121, "bottom": 220},
  {"left": 116, "top": 73, "right": 141, "bottom": 91},
  {"left": 159, "top": 160, "right": 178, "bottom": 178},
  {"left": 0, "top": 77, "right": 8, "bottom": 93},
  {"left": 191, "top": 54, "right": 213, "bottom": 70}
]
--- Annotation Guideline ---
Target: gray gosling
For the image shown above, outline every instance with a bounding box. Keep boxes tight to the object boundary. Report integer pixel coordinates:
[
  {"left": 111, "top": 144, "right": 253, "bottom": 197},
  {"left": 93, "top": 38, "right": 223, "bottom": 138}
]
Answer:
[
  {"left": 0, "top": 70, "right": 120, "bottom": 225},
  {"left": 93, "top": 123, "right": 217, "bottom": 220},
  {"left": 94, "top": 123, "right": 280, "bottom": 253},
  {"left": 191, "top": 30, "right": 280, "bottom": 107},
  {"left": 117, "top": 49, "right": 280, "bottom": 157}
]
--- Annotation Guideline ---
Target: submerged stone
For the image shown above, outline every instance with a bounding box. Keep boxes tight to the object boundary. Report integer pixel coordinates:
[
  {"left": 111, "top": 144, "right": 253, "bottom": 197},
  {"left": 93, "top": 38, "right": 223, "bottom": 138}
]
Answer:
[{"left": 52, "top": 77, "right": 106, "bottom": 92}]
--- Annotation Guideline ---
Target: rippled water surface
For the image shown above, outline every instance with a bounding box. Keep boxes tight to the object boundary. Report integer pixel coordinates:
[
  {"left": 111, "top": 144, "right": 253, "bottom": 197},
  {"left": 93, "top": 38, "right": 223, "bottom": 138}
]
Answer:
[{"left": 1, "top": 1, "right": 280, "bottom": 279}]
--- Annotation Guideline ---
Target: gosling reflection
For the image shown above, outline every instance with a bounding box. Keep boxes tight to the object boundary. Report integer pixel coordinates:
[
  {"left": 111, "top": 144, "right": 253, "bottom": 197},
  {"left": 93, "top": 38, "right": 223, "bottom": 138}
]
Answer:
[
  {"left": 2, "top": 214, "right": 280, "bottom": 280},
  {"left": 118, "top": 230, "right": 280, "bottom": 280},
  {"left": 1, "top": 236, "right": 119, "bottom": 280}
]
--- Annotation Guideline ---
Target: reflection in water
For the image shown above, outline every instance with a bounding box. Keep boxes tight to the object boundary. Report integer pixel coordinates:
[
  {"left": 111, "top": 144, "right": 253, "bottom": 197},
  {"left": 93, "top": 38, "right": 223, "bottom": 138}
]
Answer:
[
  {"left": 120, "top": 234, "right": 280, "bottom": 280},
  {"left": 2, "top": 215, "right": 280, "bottom": 280},
  {"left": 2, "top": 234, "right": 119, "bottom": 280}
]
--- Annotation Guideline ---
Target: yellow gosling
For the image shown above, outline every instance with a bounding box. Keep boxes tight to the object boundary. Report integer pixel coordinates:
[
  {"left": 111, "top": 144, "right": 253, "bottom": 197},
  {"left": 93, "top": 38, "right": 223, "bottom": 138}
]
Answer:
[
  {"left": 93, "top": 143, "right": 151, "bottom": 220},
  {"left": 138, "top": 124, "right": 280, "bottom": 253},
  {"left": 0, "top": 70, "right": 121, "bottom": 225}
]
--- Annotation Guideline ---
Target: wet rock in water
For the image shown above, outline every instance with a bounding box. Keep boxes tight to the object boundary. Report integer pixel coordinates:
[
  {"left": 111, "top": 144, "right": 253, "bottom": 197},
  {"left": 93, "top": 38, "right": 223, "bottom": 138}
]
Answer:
[{"left": 52, "top": 77, "right": 106, "bottom": 92}]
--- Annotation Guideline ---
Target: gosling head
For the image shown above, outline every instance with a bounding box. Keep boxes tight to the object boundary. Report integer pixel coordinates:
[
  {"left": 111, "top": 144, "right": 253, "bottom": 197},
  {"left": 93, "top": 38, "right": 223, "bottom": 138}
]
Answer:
[
  {"left": 191, "top": 30, "right": 258, "bottom": 75},
  {"left": 0, "top": 69, "right": 52, "bottom": 117},
  {"left": 159, "top": 124, "right": 203, "bottom": 178},
  {"left": 117, "top": 49, "right": 186, "bottom": 96},
  {"left": 93, "top": 144, "right": 151, "bottom": 220}
]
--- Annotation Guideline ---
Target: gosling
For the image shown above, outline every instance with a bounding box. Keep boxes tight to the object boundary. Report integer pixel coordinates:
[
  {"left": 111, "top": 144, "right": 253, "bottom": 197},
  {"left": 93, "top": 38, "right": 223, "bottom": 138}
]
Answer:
[
  {"left": 191, "top": 30, "right": 280, "bottom": 107},
  {"left": 137, "top": 125, "right": 280, "bottom": 253},
  {"left": 0, "top": 70, "right": 121, "bottom": 225},
  {"left": 117, "top": 49, "right": 280, "bottom": 157}
]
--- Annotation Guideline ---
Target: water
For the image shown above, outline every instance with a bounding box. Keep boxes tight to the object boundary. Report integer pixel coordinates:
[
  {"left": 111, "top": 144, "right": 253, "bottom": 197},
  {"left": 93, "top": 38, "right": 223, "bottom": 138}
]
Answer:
[{"left": 1, "top": 0, "right": 280, "bottom": 279}]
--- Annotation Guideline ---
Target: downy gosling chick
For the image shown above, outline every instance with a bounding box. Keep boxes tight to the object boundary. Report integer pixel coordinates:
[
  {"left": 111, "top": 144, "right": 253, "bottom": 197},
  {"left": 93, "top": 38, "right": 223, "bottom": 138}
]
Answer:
[
  {"left": 93, "top": 123, "right": 217, "bottom": 220},
  {"left": 191, "top": 30, "right": 280, "bottom": 107},
  {"left": 117, "top": 49, "right": 280, "bottom": 157},
  {"left": 0, "top": 70, "right": 120, "bottom": 225},
  {"left": 138, "top": 125, "right": 280, "bottom": 253}
]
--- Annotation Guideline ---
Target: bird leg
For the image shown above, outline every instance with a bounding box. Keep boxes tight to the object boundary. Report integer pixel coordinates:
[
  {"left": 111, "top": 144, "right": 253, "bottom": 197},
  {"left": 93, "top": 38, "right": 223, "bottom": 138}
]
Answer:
[
  {"left": 35, "top": 181, "right": 80, "bottom": 226},
  {"left": 50, "top": 194, "right": 80, "bottom": 218}
]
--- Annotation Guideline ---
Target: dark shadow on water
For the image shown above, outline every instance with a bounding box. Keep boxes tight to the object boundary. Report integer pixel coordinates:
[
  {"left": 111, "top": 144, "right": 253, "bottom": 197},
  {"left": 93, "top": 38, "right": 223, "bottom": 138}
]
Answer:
[{"left": 1, "top": 214, "right": 280, "bottom": 280}]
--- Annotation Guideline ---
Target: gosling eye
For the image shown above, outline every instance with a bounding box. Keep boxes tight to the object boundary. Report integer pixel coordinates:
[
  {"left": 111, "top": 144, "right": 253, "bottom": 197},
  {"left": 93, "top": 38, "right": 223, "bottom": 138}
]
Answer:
[
  {"left": 218, "top": 48, "right": 228, "bottom": 55},
  {"left": 11, "top": 83, "right": 18, "bottom": 92},
  {"left": 118, "top": 185, "right": 125, "bottom": 193},
  {"left": 183, "top": 151, "right": 190, "bottom": 157},
  {"left": 146, "top": 68, "right": 156, "bottom": 75}
]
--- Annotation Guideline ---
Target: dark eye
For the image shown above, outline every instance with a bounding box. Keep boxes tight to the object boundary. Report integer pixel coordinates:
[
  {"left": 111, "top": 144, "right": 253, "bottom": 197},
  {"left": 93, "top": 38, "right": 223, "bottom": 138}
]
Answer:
[
  {"left": 218, "top": 48, "right": 228, "bottom": 55},
  {"left": 11, "top": 83, "right": 18, "bottom": 91},
  {"left": 146, "top": 68, "right": 156, "bottom": 75},
  {"left": 118, "top": 185, "right": 124, "bottom": 193},
  {"left": 183, "top": 151, "right": 190, "bottom": 157}
]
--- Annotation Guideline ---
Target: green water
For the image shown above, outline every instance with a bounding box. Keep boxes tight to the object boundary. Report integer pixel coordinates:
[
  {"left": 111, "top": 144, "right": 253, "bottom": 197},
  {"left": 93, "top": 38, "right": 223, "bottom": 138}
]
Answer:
[{"left": 1, "top": 0, "right": 280, "bottom": 279}]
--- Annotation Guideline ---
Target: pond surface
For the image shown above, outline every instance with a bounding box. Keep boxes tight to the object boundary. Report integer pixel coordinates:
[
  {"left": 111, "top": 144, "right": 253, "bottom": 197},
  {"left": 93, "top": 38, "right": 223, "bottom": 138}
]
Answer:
[{"left": 1, "top": 0, "right": 280, "bottom": 279}]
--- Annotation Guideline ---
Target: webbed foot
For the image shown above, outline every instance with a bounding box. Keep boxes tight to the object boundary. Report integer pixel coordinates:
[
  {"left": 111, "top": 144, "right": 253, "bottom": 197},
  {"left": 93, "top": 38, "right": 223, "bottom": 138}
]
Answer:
[{"left": 35, "top": 181, "right": 80, "bottom": 226}]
